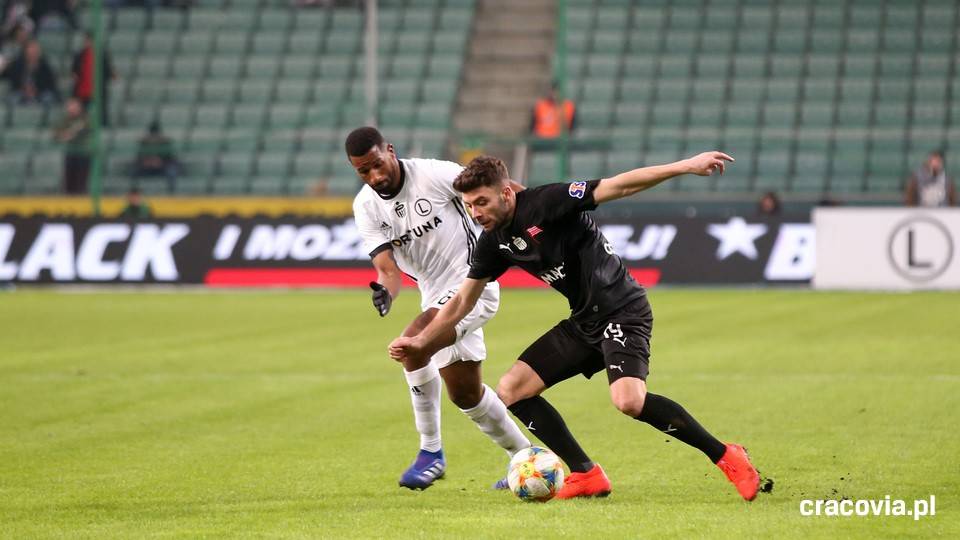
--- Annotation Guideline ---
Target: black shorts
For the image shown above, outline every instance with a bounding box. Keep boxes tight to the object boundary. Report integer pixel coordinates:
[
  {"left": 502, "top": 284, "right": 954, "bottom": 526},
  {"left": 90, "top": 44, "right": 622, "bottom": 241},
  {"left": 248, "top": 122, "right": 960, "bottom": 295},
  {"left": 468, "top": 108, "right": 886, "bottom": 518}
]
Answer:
[{"left": 518, "top": 298, "right": 653, "bottom": 387}]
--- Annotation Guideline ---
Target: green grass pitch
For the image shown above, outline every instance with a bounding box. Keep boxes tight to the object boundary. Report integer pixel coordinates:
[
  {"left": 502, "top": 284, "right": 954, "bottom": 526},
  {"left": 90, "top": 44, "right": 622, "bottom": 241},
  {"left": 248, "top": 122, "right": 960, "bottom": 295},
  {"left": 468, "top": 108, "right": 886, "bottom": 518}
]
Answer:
[{"left": 1, "top": 288, "right": 958, "bottom": 538}]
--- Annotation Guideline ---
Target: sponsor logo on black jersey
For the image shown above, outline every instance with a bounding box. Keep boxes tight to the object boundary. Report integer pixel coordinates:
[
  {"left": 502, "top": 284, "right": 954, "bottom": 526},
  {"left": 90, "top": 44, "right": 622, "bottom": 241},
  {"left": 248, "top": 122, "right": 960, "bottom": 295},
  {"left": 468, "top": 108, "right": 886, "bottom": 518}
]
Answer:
[
  {"left": 568, "top": 181, "right": 587, "bottom": 199},
  {"left": 539, "top": 264, "right": 566, "bottom": 285}
]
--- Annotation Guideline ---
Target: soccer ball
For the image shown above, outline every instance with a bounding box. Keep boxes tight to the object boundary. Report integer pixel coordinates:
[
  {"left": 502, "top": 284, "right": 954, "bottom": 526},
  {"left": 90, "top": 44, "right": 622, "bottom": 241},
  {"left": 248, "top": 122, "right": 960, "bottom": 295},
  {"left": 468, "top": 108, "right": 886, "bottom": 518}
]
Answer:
[{"left": 507, "top": 446, "right": 565, "bottom": 502}]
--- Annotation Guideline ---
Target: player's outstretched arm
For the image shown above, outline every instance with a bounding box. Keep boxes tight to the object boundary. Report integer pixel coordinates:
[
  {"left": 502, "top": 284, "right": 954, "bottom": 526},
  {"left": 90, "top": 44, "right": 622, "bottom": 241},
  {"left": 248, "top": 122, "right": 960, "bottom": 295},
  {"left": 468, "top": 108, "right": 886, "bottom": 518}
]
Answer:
[
  {"left": 388, "top": 277, "right": 489, "bottom": 362},
  {"left": 592, "top": 151, "right": 734, "bottom": 204},
  {"left": 369, "top": 249, "right": 403, "bottom": 316}
]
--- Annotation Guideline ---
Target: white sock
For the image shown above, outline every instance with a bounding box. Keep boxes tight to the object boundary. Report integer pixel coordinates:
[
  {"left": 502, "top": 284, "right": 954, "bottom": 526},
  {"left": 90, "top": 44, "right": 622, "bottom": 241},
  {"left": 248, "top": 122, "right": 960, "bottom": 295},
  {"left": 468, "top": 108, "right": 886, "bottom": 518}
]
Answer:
[
  {"left": 460, "top": 384, "right": 531, "bottom": 457},
  {"left": 404, "top": 363, "right": 442, "bottom": 452}
]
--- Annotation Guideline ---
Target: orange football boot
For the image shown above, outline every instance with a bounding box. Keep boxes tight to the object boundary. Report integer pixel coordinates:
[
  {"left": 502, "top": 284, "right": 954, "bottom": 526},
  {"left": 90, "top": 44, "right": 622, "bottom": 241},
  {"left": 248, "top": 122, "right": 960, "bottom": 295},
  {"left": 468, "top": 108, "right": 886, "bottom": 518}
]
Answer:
[
  {"left": 555, "top": 464, "right": 612, "bottom": 499},
  {"left": 716, "top": 444, "right": 760, "bottom": 501}
]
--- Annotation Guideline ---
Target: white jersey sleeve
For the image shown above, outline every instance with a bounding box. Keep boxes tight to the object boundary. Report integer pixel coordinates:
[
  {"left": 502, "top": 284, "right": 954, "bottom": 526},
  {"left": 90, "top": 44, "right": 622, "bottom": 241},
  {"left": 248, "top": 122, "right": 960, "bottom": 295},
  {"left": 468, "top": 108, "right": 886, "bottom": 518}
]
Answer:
[
  {"left": 421, "top": 159, "right": 465, "bottom": 200},
  {"left": 352, "top": 196, "right": 391, "bottom": 257}
]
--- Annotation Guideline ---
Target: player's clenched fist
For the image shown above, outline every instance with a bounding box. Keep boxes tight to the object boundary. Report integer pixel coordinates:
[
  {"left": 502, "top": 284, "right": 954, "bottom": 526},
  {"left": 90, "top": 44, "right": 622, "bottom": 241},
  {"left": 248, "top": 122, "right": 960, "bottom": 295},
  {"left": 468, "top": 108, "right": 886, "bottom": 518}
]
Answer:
[
  {"left": 388, "top": 336, "right": 423, "bottom": 362},
  {"left": 369, "top": 281, "right": 392, "bottom": 316}
]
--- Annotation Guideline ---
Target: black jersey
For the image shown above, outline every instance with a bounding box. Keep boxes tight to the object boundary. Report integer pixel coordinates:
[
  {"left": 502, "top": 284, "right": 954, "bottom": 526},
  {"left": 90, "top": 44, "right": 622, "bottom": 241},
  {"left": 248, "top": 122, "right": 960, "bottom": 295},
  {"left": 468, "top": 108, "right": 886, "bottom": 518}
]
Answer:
[{"left": 467, "top": 180, "right": 648, "bottom": 322}]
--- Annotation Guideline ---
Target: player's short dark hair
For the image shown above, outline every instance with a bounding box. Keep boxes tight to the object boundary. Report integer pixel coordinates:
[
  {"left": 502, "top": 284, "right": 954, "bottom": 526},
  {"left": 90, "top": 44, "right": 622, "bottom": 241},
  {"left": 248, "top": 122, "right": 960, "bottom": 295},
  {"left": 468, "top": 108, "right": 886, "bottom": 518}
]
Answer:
[
  {"left": 453, "top": 155, "right": 509, "bottom": 193},
  {"left": 344, "top": 126, "right": 385, "bottom": 157}
]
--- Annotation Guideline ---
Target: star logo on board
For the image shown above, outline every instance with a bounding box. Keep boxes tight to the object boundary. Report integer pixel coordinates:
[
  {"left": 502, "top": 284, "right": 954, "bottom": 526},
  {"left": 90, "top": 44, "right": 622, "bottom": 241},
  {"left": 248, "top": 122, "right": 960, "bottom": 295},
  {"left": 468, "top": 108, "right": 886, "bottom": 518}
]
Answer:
[{"left": 706, "top": 217, "right": 767, "bottom": 260}]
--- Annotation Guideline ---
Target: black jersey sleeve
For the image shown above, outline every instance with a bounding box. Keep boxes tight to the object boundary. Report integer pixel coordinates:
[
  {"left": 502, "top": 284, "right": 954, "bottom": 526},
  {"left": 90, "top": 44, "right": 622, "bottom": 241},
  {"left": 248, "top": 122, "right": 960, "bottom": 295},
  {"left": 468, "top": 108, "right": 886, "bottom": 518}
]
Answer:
[
  {"left": 530, "top": 179, "right": 602, "bottom": 222},
  {"left": 467, "top": 232, "right": 511, "bottom": 281}
]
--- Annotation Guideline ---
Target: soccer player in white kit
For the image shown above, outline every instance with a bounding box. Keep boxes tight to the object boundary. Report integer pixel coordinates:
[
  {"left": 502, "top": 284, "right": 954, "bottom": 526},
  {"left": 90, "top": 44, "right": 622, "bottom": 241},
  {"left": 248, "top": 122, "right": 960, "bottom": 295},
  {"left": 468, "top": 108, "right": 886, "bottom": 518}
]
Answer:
[{"left": 348, "top": 127, "right": 530, "bottom": 490}]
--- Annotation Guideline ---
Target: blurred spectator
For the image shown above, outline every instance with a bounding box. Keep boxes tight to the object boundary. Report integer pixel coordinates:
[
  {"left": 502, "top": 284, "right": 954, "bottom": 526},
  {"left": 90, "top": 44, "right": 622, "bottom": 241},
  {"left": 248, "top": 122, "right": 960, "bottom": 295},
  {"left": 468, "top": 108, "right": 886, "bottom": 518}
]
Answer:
[
  {"left": 1, "top": 0, "right": 33, "bottom": 36},
  {"left": 530, "top": 82, "right": 576, "bottom": 141},
  {"left": 120, "top": 187, "right": 152, "bottom": 218},
  {"left": 52, "top": 98, "right": 91, "bottom": 194},
  {"left": 2, "top": 39, "right": 60, "bottom": 105},
  {"left": 0, "top": 21, "right": 30, "bottom": 74},
  {"left": 133, "top": 120, "right": 179, "bottom": 193},
  {"left": 905, "top": 150, "right": 956, "bottom": 207},
  {"left": 29, "top": 0, "right": 79, "bottom": 32},
  {"left": 72, "top": 32, "right": 117, "bottom": 127},
  {"left": 757, "top": 191, "right": 781, "bottom": 216}
]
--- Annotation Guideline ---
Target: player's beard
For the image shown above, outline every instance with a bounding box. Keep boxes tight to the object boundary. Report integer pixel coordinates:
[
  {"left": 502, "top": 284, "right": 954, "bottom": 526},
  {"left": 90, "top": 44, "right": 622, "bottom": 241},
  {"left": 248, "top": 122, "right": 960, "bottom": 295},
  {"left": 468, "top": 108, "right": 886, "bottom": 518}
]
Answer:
[{"left": 488, "top": 195, "right": 512, "bottom": 230}]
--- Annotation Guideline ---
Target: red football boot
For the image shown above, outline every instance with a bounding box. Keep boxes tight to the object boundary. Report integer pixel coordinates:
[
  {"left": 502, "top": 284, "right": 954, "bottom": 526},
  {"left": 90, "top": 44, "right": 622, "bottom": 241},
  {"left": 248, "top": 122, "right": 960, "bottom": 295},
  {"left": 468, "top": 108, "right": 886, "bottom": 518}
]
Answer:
[
  {"left": 555, "top": 464, "right": 612, "bottom": 499},
  {"left": 716, "top": 444, "right": 760, "bottom": 501}
]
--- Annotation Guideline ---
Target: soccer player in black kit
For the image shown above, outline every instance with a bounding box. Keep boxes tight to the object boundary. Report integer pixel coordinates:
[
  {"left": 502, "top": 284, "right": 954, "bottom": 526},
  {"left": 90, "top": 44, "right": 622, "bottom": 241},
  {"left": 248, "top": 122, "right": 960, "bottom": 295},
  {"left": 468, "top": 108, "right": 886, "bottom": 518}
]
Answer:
[{"left": 389, "top": 152, "right": 761, "bottom": 501}]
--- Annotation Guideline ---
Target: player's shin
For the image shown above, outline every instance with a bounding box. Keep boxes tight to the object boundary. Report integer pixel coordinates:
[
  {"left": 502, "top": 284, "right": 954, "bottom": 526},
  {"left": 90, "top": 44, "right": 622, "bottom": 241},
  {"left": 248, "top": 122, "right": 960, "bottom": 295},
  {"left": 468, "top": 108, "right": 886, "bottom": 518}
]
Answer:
[
  {"left": 404, "top": 363, "right": 442, "bottom": 452},
  {"left": 635, "top": 393, "right": 726, "bottom": 463},
  {"left": 460, "top": 384, "right": 531, "bottom": 456},
  {"left": 508, "top": 396, "right": 594, "bottom": 473}
]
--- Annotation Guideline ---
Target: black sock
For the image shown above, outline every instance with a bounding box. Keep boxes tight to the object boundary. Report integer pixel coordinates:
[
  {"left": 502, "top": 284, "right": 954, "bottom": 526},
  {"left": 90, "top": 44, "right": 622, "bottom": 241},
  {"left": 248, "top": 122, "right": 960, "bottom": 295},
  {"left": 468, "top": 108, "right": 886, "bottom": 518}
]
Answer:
[
  {"left": 636, "top": 393, "right": 727, "bottom": 463},
  {"left": 509, "top": 396, "right": 594, "bottom": 473}
]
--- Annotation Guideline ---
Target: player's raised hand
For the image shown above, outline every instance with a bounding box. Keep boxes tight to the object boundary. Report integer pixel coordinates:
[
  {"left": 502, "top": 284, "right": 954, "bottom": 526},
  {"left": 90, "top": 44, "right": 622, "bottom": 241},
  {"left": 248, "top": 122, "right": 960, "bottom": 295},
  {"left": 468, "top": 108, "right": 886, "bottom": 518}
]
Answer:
[
  {"left": 369, "top": 281, "right": 392, "bottom": 316},
  {"left": 685, "top": 151, "right": 734, "bottom": 176}
]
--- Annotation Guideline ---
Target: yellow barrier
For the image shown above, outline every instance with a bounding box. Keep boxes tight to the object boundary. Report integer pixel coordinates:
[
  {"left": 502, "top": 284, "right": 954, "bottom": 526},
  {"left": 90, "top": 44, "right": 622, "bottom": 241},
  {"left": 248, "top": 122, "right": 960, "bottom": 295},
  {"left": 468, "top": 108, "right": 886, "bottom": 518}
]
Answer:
[{"left": 0, "top": 197, "right": 355, "bottom": 218}]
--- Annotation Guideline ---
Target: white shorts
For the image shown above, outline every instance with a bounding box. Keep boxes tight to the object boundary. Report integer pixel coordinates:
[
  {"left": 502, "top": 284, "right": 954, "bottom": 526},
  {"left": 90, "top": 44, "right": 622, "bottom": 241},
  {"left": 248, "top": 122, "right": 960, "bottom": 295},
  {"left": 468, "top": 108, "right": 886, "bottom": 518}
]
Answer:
[{"left": 424, "top": 282, "right": 500, "bottom": 369}]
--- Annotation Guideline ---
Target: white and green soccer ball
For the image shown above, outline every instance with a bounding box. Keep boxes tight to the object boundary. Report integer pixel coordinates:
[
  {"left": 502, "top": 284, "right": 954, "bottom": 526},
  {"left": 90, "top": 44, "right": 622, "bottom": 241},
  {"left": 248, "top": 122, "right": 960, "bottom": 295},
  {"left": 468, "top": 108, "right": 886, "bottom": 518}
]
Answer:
[{"left": 507, "top": 446, "right": 565, "bottom": 502}]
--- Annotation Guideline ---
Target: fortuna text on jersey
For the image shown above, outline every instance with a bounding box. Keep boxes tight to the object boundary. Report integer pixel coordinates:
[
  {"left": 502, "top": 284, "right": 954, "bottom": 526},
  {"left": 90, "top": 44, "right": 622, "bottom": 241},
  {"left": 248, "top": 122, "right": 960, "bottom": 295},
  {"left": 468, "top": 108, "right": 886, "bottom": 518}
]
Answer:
[{"left": 391, "top": 216, "right": 444, "bottom": 247}]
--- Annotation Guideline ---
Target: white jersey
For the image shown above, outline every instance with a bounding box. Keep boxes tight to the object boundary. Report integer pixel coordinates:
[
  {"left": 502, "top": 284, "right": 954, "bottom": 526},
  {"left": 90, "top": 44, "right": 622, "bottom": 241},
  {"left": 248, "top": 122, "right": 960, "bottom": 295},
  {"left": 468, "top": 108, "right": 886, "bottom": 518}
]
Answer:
[{"left": 353, "top": 158, "right": 486, "bottom": 308}]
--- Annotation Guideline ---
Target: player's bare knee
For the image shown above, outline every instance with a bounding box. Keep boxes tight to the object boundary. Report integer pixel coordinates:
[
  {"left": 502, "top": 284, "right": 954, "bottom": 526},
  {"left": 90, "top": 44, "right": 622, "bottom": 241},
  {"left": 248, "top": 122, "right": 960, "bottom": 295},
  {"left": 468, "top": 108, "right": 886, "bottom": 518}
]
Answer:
[
  {"left": 612, "top": 393, "right": 646, "bottom": 417},
  {"left": 496, "top": 376, "right": 526, "bottom": 407},
  {"left": 449, "top": 384, "right": 482, "bottom": 409}
]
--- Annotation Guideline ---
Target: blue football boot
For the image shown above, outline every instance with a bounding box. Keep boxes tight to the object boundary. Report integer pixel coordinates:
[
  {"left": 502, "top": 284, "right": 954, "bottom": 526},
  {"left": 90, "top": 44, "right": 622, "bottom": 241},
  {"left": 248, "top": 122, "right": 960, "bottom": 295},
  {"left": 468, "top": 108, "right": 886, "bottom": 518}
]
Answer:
[{"left": 399, "top": 449, "right": 446, "bottom": 490}]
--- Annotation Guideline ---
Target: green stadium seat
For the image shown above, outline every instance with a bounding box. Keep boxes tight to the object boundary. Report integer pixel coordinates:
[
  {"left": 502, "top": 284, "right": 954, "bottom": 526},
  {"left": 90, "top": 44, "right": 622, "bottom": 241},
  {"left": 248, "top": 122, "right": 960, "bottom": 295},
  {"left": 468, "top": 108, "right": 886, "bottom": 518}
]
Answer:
[
  {"left": 807, "top": 55, "right": 839, "bottom": 78},
  {"left": 231, "top": 104, "right": 266, "bottom": 128},
  {"left": 137, "top": 57, "right": 169, "bottom": 78},
  {"left": 700, "top": 30, "right": 734, "bottom": 53},
  {"left": 694, "top": 55, "right": 729, "bottom": 79},
  {"left": 238, "top": 80, "right": 274, "bottom": 103},
  {"left": 258, "top": 11, "right": 292, "bottom": 32},
  {"left": 209, "top": 57, "right": 243, "bottom": 79},
  {"left": 326, "top": 31, "right": 361, "bottom": 55},
  {"left": 773, "top": 31, "right": 805, "bottom": 53},
  {"left": 427, "top": 57, "right": 462, "bottom": 79},
  {"left": 170, "top": 57, "right": 207, "bottom": 79},
  {"left": 659, "top": 56, "right": 692, "bottom": 79},
  {"left": 741, "top": 7, "right": 773, "bottom": 30},
  {"left": 664, "top": 31, "right": 697, "bottom": 53},
  {"left": 433, "top": 32, "right": 467, "bottom": 54},
  {"left": 281, "top": 56, "right": 316, "bottom": 79},
  {"left": 215, "top": 31, "right": 249, "bottom": 55},
  {"left": 439, "top": 8, "right": 472, "bottom": 29},
  {"left": 266, "top": 104, "right": 303, "bottom": 129},
  {"left": 143, "top": 31, "right": 178, "bottom": 55},
  {"left": 289, "top": 32, "right": 322, "bottom": 55},
  {"left": 274, "top": 80, "right": 311, "bottom": 105},
  {"left": 186, "top": 127, "right": 224, "bottom": 152},
  {"left": 252, "top": 34, "right": 287, "bottom": 56},
  {"left": 766, "top": 79, "right": 800, "bottom": 103},
  {"left": 414, "top": 103, "right": 450, "bottom": 129},
  {"left": 199, "top": 80, "right": 236, "bottom": 104},
  {"left": 849, "top": 5, "right": 881, "bottom": 28},
  {"left": 836, "top": 102, "right": 870, "bottom": 126},
  {"left": 800, "top": 103, "right": 834, "bottom": 128},
  {"left": 763, "top": 104, "right": 796, "bottom": 128}
]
